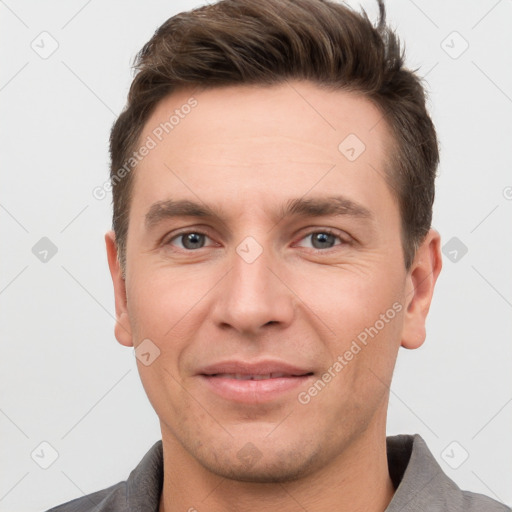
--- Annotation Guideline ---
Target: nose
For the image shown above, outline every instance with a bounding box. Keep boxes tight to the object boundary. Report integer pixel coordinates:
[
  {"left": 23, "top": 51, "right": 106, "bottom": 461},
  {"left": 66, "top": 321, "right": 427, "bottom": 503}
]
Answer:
[{"left": 210, "top": 240, "right": 295, "bottom": 335}]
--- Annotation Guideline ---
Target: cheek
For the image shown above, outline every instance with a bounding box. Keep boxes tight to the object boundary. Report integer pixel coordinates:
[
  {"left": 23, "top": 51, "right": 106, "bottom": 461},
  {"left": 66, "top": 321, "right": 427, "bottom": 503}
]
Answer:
[
  {"left": 125, "top": 267, "right": 218, "bottom": 405},
  {"left": 127, "top": 267, "right": 210, "bottom": 341},
  {"left": 306, "top": 266, "right": 405, "bottom": 404},
  {"left": 311, "top": 280, "right": 404, "bottom": 427},
  {"left": 126, "top": 271, "right": 198, "bottom": 419},
  {"left": 297, "top": 264, "right": 404, "bottom": 338},
  {"left": 340, "top": 275, "right": 404, "bottom": 386}
]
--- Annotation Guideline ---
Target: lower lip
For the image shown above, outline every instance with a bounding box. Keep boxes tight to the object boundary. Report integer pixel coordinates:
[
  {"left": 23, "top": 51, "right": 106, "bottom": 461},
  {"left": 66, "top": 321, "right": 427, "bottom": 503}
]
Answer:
[{"left": 199, "top": 374, "right": 313, "bottom": 403}]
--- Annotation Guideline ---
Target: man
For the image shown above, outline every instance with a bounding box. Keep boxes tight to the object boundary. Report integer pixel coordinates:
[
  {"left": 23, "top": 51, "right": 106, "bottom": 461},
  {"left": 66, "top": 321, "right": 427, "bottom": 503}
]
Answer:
[{"left": 47, "top": 0, "right": 509, "bottom": 510}]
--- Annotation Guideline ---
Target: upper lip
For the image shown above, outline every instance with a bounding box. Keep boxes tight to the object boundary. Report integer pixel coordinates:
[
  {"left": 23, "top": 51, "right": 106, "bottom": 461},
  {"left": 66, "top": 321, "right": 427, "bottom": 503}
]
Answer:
[{"left": 198, "top": 360, "right": 313, "bottom": 377}]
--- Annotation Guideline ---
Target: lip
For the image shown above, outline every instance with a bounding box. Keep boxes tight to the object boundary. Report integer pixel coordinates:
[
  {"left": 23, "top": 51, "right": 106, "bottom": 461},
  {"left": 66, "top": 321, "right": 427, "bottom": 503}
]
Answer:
[
  {"left": 198, "top": 360, "right": 312, "bottom": 377},
  {"left": 197, "top": 360, "right": 314, "bottom": 404}
]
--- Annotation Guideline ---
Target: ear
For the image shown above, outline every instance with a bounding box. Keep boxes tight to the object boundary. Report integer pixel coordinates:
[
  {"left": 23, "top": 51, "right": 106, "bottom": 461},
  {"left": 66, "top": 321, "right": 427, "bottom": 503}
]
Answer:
[
  {"left": 105, "top": 230, "right": 133, "bottom": 347},
  {"left": 401, "top": 228, "right": 442, "bottom": 350}
]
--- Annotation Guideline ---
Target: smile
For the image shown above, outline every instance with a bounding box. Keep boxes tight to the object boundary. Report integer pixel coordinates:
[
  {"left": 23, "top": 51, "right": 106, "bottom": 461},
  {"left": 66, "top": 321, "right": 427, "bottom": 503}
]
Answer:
[
  {"left": 209, "top": 372, "right": 303, "bottom": 380},
  {"left": 197, "top": 360, "right": 314, "bottom": 403}
]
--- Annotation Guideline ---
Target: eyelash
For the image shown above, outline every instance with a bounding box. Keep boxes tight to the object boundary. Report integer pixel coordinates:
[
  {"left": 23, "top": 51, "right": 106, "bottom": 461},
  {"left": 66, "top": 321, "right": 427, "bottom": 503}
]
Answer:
[{"left": 164, "top": 228, "right": 349, "bottom": 253}]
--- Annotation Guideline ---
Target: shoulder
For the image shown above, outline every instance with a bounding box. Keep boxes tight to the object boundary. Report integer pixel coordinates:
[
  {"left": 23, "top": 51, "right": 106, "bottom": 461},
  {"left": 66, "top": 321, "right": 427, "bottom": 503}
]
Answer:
[
  {"left": 386, "top": 434, "right": 510, "bottom": 512},
  {"left": 460, "top": 490, "right": 511, "bottom": 512},
  {"left": 44, "top": 481, "right": 127, "bottom": 512},
  {"left": 44, "top": 440, "right": 163, "bottom": 512}
]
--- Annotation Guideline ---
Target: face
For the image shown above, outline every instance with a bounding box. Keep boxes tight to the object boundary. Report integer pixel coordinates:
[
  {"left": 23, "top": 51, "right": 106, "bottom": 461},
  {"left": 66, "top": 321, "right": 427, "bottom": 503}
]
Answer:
[{"left": 107, "top": 81, "right": 441, "bottom": 482}]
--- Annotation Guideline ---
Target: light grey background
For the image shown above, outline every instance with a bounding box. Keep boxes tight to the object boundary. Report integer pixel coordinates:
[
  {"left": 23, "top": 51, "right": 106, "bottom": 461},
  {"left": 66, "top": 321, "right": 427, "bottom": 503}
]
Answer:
[{"left": 1, "top": 1, "right": 511, "bottom": 511}]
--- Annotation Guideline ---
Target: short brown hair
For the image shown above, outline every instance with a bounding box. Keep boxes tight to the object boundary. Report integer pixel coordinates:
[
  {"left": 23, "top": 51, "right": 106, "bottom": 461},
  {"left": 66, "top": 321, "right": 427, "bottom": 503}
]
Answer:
[{"left": 109, "top": 0, "right": 438, "bottom": 272}]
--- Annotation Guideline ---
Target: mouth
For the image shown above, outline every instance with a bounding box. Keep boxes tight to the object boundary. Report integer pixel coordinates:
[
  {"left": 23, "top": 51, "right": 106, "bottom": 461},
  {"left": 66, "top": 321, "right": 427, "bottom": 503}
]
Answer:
[
  {"left": 207, "top": 372, "right": 309, "bottom": 380},
  {"left": 197, "top": 361, "right": 314, "bottom": 403}
]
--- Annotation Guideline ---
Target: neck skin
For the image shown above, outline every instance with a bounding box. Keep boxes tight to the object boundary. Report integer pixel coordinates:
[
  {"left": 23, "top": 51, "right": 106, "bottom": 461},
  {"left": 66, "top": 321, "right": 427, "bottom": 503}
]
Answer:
[{"left": 158, "top": 403, "right": 395, "bottom": 512}]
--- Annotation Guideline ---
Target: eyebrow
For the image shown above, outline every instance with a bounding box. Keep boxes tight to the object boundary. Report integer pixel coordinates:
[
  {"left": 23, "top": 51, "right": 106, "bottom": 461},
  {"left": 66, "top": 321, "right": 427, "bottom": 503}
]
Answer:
[
  {"left": 282, "top": 196, "right": 372, "bottom": 221},
  {"left": 144, "top": 195, "right": 373, "bottom": 230}
]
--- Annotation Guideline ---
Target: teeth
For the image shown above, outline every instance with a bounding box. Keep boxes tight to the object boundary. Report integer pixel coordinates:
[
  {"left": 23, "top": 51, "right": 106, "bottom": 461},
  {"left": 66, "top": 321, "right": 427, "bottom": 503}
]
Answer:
[{"left": 217, "top": 373, "right": 289, "bottom": 380}]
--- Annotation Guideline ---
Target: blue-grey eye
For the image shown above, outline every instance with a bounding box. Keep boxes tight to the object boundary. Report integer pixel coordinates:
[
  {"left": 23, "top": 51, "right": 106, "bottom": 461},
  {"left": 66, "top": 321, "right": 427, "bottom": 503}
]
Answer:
[
  {"left": 172, "top": 232, "right": 207, "bottom": 250},
  {"left": 310, "top": 232, "right": 337, "bottom": 249}
]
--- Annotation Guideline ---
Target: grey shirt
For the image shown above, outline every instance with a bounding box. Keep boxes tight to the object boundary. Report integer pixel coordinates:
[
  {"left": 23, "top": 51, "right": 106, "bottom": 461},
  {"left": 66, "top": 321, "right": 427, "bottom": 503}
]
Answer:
[{"left": 46, "top": 434, "right": 510, "bottom": 511}]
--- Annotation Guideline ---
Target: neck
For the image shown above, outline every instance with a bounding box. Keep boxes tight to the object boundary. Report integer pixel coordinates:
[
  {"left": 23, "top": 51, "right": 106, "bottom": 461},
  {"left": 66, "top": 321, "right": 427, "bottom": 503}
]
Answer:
[{"left": 159, "top": 419, "right": 395, "bottom": 512}]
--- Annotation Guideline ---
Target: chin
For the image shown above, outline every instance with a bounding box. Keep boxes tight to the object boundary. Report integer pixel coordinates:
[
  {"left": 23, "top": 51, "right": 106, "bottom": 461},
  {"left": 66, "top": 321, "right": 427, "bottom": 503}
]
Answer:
[{"left": 197, "top": 445, "right": 322, "bottom": 484}]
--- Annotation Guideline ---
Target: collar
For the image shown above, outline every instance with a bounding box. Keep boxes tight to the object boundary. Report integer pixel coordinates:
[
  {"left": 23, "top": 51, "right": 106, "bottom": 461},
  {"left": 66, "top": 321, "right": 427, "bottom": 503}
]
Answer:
[{"left": 122, "top": 434, "right": 498, "bottom": 511}]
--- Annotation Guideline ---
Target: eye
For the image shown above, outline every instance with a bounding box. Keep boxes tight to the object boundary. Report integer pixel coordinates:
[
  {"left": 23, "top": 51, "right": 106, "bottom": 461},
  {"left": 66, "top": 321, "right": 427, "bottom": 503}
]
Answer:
[
  {"left": 296, "top": 230, "right": 346, "bottom": 250},
  {"left": 167, "top": 231, "right": 214, "bottom": 250}
]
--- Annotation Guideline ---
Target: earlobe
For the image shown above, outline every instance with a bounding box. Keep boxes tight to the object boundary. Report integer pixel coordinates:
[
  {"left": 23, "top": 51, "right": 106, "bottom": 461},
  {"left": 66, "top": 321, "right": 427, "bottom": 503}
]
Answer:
[
  {"left": 105, "top": 231, "right": 133, "bottom": 347},
  {"left": 401, "top": 229, "right": 443, "bottom": 350}
]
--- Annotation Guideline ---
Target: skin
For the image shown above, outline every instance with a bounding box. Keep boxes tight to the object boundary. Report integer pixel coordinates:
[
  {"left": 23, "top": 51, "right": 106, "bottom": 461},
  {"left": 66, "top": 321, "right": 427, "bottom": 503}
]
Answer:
[{"left": 106, "top": 80, "right": 442, "bottom": 512}]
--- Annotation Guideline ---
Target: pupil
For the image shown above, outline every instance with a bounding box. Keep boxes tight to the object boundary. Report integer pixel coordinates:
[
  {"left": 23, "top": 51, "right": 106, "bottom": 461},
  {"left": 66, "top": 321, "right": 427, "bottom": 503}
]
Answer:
[
  {"left": 183, "top": 233, "right": 204, "bottom": 249},
  {"left": 312, "top": 232, "right": 334, "bottom": 249}
]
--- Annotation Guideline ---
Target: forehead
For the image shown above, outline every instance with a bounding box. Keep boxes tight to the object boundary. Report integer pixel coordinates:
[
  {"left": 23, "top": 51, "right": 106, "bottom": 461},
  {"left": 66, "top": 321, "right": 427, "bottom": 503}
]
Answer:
[{"left": 130, "top": 81, "right": 397, "bottom": 223}]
